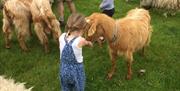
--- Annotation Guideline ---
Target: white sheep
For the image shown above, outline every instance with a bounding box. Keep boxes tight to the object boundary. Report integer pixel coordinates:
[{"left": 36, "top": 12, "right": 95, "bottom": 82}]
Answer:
[
  {"left": 140, "top": 0, "right": 180, "bottom": 17},
  {"left": 0, "top": 76, "right": 33, "bottom": 91}
]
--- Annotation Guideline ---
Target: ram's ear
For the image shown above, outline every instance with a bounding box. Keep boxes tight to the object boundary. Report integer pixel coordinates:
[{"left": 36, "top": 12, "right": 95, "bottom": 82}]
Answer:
[{"left": 85, "top": 18, "right": 97, "bottom": 36}]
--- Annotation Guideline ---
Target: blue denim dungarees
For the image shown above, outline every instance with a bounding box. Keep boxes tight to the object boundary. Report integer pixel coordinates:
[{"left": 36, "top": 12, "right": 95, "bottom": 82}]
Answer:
[{"left": 60, "top": 36, "right": 85, "bottom": 91}]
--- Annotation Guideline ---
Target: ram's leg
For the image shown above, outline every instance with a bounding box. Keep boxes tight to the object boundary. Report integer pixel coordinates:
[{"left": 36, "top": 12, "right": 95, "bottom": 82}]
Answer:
[
  {"left": 125, "top": 51, "right": 134, "bottom": 80},
  {"left": 50, "top": 19, "right": 61, "bottom": 43},
  {"left": 107, "top": 48, "right": 118, "bottom": 80},
  {"left": 2, "top": 16, "right": 12, "bottom": 49},
  {"left": 34, "top": 22, "right": 49, "bottom": 53},
  {"left": 15, "top": 19, "right": 30, "bottom": 52},
  {"left": 140, "top": 47, "right": 145, "bottom": 57}
]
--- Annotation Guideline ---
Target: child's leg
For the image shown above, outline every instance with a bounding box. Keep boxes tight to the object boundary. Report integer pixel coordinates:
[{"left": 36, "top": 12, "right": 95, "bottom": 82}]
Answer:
[
  {"left": 75, "top": 79, "right": 85, "bottom": 91},
  {"left": 66, "top": 0, "right": 76, "bottom": 13},
  {"left": 75, "top": 66, "right": 85, "bottom": 91},
  {"left": 61, "top": 77, "right": 71, "bottom": 91},
  {"left": 61, "top": 84, "right": 71, "bottom": 91}
]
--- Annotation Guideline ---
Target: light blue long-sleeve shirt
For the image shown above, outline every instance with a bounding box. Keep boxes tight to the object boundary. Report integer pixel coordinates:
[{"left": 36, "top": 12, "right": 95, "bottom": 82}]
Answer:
[{"left": 99, "top": 0, "right": 114, "bottom": 10}]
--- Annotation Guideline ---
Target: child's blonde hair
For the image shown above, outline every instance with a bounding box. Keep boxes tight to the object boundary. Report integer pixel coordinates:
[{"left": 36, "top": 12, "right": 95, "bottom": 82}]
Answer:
[{"left": 65, "top": 13, "right": 87, "bottom": 35}]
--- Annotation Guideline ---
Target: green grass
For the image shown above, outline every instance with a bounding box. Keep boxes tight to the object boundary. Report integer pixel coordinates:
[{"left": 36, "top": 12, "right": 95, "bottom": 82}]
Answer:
[{"left": 0, "top": 0, "right": 180, "bottom": 91}]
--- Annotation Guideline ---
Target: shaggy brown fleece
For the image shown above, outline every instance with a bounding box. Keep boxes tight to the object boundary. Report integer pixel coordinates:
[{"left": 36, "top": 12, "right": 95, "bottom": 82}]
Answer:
[
  {"left": 85, "top": 8, "right": 152, "bottom": 80},
  {"left": 2, "top": 0, "right": 61, "bottom": 53}
]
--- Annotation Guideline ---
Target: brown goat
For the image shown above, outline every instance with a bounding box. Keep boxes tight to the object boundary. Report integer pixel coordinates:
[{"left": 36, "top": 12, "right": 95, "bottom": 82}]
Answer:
[{"left": 85, "top": 8, "right": 152, "bottom": 80}]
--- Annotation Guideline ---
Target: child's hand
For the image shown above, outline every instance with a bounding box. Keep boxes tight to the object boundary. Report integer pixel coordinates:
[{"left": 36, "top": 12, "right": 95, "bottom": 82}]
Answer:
[
  {"left": 78, "top": 37, "right": 93, "bottom": 48},
  {"left": 87, "top": 41, "right": 93, "bottom": 47}
]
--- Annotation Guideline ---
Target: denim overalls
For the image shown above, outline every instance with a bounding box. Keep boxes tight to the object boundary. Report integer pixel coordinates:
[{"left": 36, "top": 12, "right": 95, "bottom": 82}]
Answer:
[{"left": 60, "top": 36, "right": 85, "bottom": 91}]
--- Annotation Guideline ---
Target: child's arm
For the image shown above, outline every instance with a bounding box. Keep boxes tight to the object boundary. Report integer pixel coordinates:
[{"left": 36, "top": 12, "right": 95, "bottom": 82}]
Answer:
[{"left": 78, "top": 37, "right": 93, "bottom": 48}]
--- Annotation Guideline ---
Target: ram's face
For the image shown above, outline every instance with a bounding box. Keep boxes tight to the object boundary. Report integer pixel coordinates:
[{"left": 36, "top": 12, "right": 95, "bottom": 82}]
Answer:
[
  {"left": 84, "top": 13, "right": 105, "bottom": 43},
  {"left": 140, "top": 0, "right": 152, "bottom": 9}
]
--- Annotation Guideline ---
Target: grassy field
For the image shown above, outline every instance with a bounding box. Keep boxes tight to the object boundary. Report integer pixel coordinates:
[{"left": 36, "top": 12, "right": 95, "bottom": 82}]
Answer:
[{"left": 0, "top": 0, "right": 180, "bottom": 91}]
